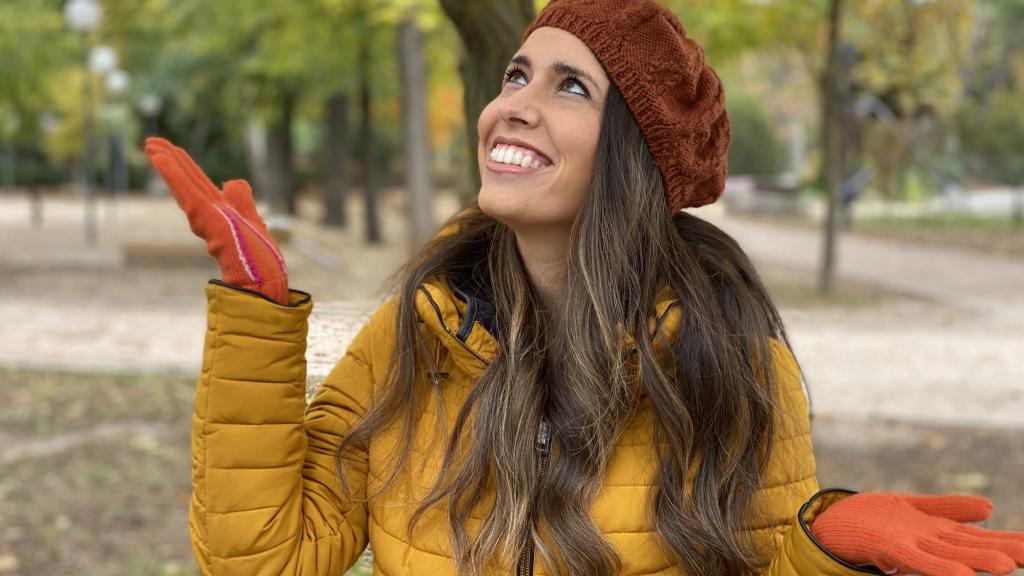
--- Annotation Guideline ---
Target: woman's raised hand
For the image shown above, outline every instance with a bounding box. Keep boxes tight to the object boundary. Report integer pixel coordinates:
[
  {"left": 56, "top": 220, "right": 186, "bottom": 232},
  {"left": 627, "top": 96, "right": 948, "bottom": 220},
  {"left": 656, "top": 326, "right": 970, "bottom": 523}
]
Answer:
[
  {"left": 810, "top": 491, "right": 1024, "bottom": 576},
  {"left": 144, "top": 137, "right": 290, "bottom": 304}
]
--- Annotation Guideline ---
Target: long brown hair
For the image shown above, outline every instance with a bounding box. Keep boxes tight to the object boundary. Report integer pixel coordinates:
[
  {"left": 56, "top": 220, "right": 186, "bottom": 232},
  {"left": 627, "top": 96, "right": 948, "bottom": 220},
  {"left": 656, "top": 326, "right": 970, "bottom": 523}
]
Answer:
[{"left": 335, "top": 81, "right": 799, "bottom": 576}]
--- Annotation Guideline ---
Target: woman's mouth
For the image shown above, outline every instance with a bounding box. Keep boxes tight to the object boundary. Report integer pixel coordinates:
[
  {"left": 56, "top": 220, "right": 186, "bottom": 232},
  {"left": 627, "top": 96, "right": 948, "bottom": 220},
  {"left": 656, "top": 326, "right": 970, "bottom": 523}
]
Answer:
[{"left": 486, "top": 144, "right": 555, "bottom": 176}]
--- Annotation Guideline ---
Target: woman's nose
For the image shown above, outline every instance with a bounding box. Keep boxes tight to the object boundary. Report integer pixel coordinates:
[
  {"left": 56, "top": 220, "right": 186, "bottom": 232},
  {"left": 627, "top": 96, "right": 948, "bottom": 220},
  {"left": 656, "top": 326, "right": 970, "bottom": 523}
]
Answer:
[{"left": 499, "top": 90, "right": 540, "bottom": 126}]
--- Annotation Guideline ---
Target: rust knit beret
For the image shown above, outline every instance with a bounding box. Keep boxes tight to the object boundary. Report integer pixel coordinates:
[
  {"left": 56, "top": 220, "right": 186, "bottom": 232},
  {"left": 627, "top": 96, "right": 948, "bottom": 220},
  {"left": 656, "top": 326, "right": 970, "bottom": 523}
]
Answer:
[{"left": 523, "top": 0, "right": 730, "bottom": 213}]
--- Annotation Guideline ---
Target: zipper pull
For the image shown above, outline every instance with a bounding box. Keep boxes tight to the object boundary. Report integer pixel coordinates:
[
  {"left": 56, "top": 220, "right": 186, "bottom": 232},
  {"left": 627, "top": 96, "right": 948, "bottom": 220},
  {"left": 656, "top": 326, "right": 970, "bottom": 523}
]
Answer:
[{"left": 536, "top": 419, "right": 550, "bottom": 456}]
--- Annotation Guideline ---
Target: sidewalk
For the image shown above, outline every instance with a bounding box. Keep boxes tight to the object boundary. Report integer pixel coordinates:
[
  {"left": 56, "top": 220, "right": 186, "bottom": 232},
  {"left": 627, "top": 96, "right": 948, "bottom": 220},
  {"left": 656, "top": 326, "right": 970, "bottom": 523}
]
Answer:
[
  {"left": 692, "top": 204, "right": 1024, "bottom": 429},
  {"left": 706, "top": 208, "right": 1024, "bottom": 327}
]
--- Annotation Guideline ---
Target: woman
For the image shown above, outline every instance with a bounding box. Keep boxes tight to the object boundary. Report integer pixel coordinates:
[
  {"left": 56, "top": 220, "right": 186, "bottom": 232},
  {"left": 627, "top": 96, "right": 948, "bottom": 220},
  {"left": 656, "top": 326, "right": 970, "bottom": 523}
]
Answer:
[{"left": 144, "top": 1, "right": 1024, "bottom": 574}]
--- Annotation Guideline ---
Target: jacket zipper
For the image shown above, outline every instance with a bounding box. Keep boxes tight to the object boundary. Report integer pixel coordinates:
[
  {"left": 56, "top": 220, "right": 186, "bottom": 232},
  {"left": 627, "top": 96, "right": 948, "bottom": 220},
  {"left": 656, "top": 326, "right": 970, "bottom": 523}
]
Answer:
[{"left": 516, "top": 418, "right": 551, "bottom": 576}]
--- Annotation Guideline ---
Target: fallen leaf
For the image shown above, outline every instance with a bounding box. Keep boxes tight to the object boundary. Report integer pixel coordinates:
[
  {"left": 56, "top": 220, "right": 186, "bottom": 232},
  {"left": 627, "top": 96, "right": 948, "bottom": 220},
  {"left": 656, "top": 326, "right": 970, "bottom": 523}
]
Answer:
[{"left": 0, "top": 554, "right": 20, "bottom": 572}]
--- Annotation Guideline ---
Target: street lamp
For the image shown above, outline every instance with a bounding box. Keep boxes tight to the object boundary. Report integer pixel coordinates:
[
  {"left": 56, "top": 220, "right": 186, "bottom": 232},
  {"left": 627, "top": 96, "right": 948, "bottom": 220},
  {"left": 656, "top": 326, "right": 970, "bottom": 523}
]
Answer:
[
  {"left": 103, "top": 69, "right": 131, "bottom": 225},
  {"left": 89, "top": 44, "right": 118, "bottom": 75},
  {"left": 64, "top": 0, "right": 103, "bottom": 245},
  {"left": 137, "top": 93, "right": 165, "bottom": 196},
  {"left": 64, "top": 0, "right": 101, "bottom": 33},
  {"left": 105, "top": 70, "right": 130, "bottom": 96}
]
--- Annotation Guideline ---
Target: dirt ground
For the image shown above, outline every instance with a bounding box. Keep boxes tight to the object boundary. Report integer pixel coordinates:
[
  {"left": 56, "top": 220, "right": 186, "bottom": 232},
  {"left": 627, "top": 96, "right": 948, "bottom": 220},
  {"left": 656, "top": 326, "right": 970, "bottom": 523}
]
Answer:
[{"left": 0, "top": 367, "right": 1020, "bottom": 576}]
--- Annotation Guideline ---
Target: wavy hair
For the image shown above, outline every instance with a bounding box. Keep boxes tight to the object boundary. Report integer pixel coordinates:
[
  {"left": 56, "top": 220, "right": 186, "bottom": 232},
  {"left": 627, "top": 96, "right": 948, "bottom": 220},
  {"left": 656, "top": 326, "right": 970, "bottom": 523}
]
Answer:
[{"left": 334, "top": 81, "right": 800, "bottom": 576}]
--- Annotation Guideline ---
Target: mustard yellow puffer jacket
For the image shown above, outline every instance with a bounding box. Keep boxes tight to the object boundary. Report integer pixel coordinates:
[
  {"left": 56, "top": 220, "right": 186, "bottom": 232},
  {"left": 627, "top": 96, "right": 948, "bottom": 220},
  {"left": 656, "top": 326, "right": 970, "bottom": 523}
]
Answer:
[{"left": 188, "top": 277, "right": 885, "bottom": 576}]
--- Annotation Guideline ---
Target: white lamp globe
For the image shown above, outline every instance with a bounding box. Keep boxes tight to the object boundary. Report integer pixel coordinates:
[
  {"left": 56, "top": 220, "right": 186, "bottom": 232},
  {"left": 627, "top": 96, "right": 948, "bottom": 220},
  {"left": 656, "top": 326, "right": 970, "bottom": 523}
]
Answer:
[
  {"left": 106, "top": 70, "right": 131, "bottom": 96},
  {"left": 64, "top": 0, "right": 102, "bottom": 33},
  {"left": 137, "top": 93, "right": 164, "bottom": 116},
  {"left": 88, "top": 45, "right": 119, "bottom": 75}
]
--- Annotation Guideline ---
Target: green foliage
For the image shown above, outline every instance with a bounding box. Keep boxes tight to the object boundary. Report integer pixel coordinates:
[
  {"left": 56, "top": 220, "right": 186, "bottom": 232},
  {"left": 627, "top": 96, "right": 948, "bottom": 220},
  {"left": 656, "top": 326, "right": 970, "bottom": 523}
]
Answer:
[
  {"left": 845, "top": 0, "right": 974, "bottom": 119},
  {"left": 959, "top": 87, "right": 1024, "bottom": 185},
  {"left": 1, "top": 0, "right": 1020, "bottom": 201},
  {"left": 0, "top": 0, "right": 76, "bottom": 143},
  {"left": 726, "top": 93, "right": 784, "bottom": 176},
  {"left": 661, "top": 0, "right": 828, "bottom": 67}
]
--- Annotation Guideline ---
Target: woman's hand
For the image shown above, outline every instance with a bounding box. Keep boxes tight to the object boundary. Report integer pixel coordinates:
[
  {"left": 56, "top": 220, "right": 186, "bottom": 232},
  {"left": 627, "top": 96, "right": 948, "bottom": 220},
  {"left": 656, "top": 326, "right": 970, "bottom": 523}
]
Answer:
[
  {"left": 144, "top": 137, "right": 290, "bottom": 304},
  {"left": 809, "top": 491, "right": 1024, "bottom": 576}
]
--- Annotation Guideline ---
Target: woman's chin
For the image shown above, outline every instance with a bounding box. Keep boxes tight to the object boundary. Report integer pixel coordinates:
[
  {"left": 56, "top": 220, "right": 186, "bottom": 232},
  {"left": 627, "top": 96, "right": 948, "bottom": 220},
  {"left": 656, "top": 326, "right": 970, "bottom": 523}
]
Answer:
[{"left": 477, "top": 187, "right": 510, "bottom": 220}]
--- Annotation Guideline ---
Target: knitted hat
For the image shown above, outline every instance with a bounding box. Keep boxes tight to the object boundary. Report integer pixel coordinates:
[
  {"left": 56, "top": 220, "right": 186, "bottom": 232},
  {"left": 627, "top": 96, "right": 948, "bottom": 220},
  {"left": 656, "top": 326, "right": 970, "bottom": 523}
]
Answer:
[{"left": 523, "top": 0, "right": 730, "bottom": 213}]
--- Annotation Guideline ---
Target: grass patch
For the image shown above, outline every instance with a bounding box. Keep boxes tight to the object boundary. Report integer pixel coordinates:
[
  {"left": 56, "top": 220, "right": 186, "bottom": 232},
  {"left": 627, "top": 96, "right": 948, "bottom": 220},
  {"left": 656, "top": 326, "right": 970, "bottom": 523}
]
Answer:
[
  {"left": 756, "top": 262, "right": 903, "bottom": 310},
  {"left": 854, "top": 212, "right": 1024, "bottom": 234},
  {"left": 0, "top": 369, "right": 375, "bottom": 575},
  {"left": 850, "top": 213, "right": 1024, "bottom": 256}
]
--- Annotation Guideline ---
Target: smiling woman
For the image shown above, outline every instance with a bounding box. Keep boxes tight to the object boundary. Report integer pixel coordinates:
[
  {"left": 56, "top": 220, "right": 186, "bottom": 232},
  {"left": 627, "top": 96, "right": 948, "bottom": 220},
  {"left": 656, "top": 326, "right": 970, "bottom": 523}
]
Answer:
[
  {"left": 144, "top": 0, "right": 1024, "bottom": 575},
  {"left": 476, "top": 27, "right": 608, "bottom": 246}
]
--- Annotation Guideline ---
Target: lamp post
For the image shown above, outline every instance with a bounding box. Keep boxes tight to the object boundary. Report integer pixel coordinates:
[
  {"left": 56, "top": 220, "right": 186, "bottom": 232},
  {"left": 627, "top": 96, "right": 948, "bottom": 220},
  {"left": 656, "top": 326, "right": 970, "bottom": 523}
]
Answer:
[
  {"left": 64, "top": 0, "right": 102, "bottom": 245},
  {"left": 34, "top": 113, "right": 59, "bottom": 228},
  {"left": 1, "top": 110, "right": 18, "bottom": 191},
  {"left": 104, "top": 69, "right": 130, "bottom": 224},
  {"left": 137, "top": 93, "right": 165, "bottom": 196}
]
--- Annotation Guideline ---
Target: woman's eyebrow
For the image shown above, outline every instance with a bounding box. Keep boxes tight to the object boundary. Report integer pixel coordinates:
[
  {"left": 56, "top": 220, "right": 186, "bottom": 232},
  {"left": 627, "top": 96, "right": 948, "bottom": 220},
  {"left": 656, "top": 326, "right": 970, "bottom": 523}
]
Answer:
[{"left": 510, "top": 54, "right": 602, "bottom": 94}]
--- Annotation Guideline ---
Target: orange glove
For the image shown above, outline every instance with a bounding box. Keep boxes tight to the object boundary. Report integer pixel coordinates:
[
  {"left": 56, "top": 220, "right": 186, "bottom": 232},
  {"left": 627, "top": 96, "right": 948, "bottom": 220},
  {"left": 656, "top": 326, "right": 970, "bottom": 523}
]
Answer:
[
  {"left": 144, "top": 137, "right": 289, "bottom": 304},
  {"left": 809, "top": 491, "right": 1024, "bottom": 576}
]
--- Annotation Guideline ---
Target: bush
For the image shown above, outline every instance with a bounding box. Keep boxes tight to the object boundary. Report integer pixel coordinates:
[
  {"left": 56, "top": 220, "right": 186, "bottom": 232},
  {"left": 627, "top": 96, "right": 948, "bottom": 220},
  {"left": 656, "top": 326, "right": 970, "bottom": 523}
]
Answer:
[
  {"left": 959, "top": 87, "right": 1024, "bottom": 186},
  {"left": 726, "top": 92, "right": 785, "bottom": 176}
]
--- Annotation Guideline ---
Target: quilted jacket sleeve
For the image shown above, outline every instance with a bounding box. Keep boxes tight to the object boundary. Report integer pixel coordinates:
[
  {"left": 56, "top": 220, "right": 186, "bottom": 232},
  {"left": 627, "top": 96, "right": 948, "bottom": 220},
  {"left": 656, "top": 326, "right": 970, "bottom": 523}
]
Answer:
[
  {"left": 755, "top": 340, "right": 887, "bottom": 576},
  {"left": 189, "top": 280, "right": 390, "bottom": 575}
]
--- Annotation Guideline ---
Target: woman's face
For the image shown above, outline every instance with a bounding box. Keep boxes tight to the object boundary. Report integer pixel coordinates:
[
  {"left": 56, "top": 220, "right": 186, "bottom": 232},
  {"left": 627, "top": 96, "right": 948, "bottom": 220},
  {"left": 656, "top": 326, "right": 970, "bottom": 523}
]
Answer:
[{"left": 477, "top": 26, "right": 610, "bottom": 234}]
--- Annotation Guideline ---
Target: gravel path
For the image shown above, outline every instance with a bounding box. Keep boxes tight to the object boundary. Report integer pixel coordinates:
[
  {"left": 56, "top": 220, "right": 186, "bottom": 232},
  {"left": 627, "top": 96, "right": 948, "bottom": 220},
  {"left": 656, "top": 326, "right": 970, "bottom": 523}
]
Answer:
[{"left": 710, "top": 209, "right": 1024, "bottom": 327}]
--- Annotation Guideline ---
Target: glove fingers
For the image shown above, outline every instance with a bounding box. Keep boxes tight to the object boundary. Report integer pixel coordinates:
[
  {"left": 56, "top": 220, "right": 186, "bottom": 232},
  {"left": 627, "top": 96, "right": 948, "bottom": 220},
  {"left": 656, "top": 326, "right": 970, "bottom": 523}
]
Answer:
[
  {"left": 945, "top": 526, "right": 1024, "bottom": 564},
  {"left": 222, "top": 180, "right": 265, "bottom": 228},
  {"left": 169, "top": 143, "right": 223, "bottom": 203},
  {"left": 144, "top": 149, "right": 211, "bottom": 237},
  {"left": 956, "top": 523, "right": 1024, "bottom": 542},
  {"left": 923, "top": 537, "right": 1017, "bottom": 575},
  {"left": 904, "top": 494, "right": 993, "bottom": 523},
  {"left": 887, "top": 548, "right": 975, "bottom": 576},
  {"left": 145, "top": 137, "right": 222, "bottom": 207}
]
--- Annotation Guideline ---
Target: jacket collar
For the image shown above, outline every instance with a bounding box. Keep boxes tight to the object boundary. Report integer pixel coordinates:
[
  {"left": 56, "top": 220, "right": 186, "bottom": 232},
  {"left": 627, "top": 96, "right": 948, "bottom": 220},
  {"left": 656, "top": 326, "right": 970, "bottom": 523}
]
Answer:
[{"left": 414, "top": 272, "right": 683, "bottom": 380}]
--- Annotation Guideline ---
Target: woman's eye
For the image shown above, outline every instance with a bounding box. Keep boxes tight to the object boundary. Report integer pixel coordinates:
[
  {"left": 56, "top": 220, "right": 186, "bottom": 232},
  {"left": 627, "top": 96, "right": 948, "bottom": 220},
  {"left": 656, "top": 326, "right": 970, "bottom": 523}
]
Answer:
[
  {"left": 504, "top": 67, "right": 527, "bottom": 86},
  {"left": 561, "top": 76, "right": 589, "bottom": 97},
  {"left": 503, "top": 68, "right": 589, "bottom": 99}
]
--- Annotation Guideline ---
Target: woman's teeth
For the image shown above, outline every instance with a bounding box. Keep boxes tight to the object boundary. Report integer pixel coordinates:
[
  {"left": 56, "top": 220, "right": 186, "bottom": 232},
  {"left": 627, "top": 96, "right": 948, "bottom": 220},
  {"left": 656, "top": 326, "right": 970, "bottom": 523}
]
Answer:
[{"left": 489, "top": 144, "right": 548, "bottom": 169}]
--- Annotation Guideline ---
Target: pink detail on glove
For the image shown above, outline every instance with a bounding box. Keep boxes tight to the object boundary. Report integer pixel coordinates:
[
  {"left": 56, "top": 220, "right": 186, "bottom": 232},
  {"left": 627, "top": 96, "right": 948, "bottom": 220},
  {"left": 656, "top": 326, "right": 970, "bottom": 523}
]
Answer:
[{"left": 213, "top": 204, "right": 260, "bottom": 285}]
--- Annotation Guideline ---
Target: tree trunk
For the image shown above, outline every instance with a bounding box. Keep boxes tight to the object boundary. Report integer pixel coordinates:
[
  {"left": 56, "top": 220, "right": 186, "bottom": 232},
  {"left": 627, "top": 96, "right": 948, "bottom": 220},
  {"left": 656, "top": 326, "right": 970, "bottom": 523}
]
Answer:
[
  {"left": 243, "top": 119, "right": 271, "bottom": 204},
  {"left": 1014, "top": 187, "right": 1023, "bottom": 226},
  {"left": 819, "top": 0, "right": 845, "bottom": 295},
  {"left": 358, "top": 13, "right": 381, "bottom": 244},
  {"left": 265, "top": 88, "right": 298, "bottom": 216},
  {"left": 399, "top": 17, "right": 435, "bottom": 253},
  {"left": 323, "top": 92, "right": 350, "bottom": 228},
  {"left": 2, "top": 142, "right": 14, "bottom": 190},
  {"left": 438, "top": 0, "right": 534, "bottom": 207},
  {"left": 189, "top": 105, "right": 211, "bottom": 163}
]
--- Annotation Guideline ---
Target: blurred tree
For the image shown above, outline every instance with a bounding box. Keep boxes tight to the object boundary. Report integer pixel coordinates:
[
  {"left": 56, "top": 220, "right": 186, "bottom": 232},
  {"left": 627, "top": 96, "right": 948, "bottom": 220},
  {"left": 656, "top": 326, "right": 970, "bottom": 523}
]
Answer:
[
  {"left": 972, "top": 0, "right": 1024, "bottom": 96},
  {"left": 322, "top": 91, "right": 351, "bottom": 227},
  {"left": 354, "top": 0, "right": 383, "bottom": 243},
  {"left": 958, "top": 0, "right": 1024, "bottom": 224},
  {"left": 844, "top": 0, "right": 975, "bottom": 199},
  {"left": 0, "top": 0, "right": 75, "bottom": 185},
  {"left": 959, "top": 88, "right": 1024, "bottom": 223},
  {"left": 664, "top": 0, "right": 827, "bottom": 67},
  {"left": 819, "top": 0, "right": 847, "bottom": 295},
  {"left": 399, "top": 14, "right": 436, "bottom": 252},
  {"left": 439, "top": 0, "right": 535, "bottom": 207},
  {"left": 726, "top": 93, "right": 785, "bottom": 176}
]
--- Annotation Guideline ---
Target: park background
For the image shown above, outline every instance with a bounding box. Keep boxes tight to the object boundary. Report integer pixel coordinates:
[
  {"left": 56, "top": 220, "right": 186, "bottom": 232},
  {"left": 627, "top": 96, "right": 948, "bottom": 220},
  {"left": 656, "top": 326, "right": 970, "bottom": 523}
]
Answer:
[{"left": 0, "top": 0, "right": 1022, "bottom": 574}]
